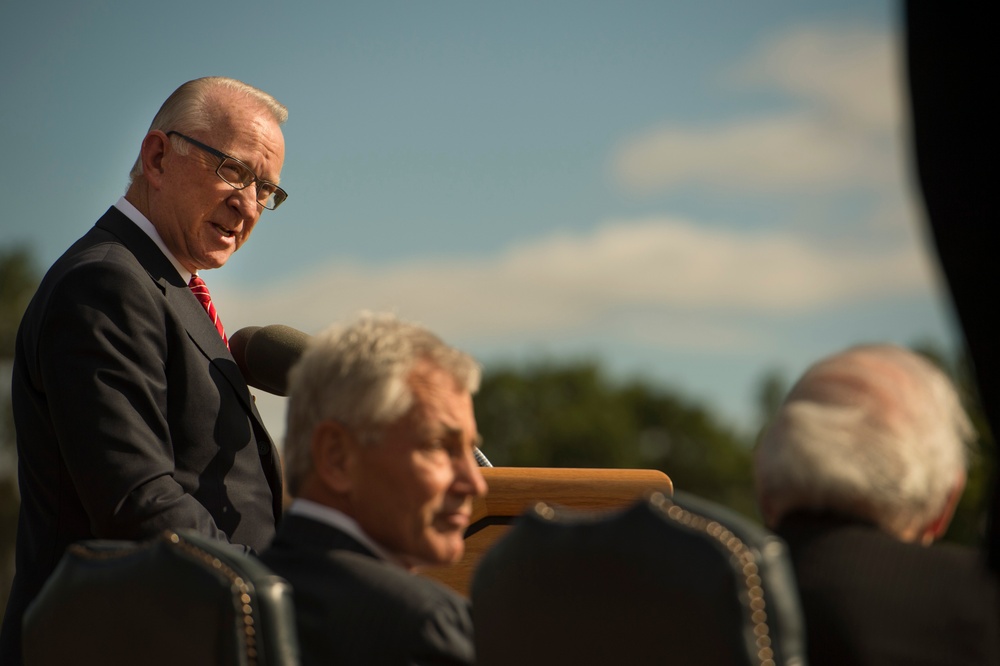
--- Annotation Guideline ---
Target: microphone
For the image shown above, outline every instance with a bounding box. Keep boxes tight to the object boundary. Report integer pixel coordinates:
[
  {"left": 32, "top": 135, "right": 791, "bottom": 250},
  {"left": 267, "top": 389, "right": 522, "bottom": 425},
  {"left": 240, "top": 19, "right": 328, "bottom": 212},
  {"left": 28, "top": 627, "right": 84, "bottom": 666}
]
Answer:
[
  {"left": 229, "top": 323, "right": 494, "bottom": 466},
  {"left": 473, "top": 447, "right": 493, "bottom": 468},
  {"left": 230, "top": 324, "right": 310, "bottom": 396}
]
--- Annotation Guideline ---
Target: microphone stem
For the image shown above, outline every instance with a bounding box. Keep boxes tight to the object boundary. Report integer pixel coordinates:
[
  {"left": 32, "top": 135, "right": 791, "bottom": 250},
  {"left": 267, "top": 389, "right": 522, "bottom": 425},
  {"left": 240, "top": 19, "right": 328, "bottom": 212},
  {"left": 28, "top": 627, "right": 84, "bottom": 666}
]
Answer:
[{"left": 473, "top": 447, "right": 493, "bottom": 468}]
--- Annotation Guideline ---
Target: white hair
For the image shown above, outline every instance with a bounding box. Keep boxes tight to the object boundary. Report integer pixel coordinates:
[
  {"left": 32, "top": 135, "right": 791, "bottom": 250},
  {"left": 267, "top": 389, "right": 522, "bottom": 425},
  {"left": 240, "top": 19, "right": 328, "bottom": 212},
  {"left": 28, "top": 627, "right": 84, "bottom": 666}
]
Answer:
[
  {"left": 128, "top": 76, "right": 287, "bottom": 183},
  {"left": 754, "top": 344, "right": 974, "bottom": 538},
  {"left": 282, "top": 312, "right": 481, "bottom": 496}
]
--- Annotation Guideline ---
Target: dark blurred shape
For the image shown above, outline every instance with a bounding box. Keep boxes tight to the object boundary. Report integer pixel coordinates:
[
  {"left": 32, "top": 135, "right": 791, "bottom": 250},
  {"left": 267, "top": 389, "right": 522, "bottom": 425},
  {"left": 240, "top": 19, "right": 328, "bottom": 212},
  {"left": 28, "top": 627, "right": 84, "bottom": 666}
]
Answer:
[
  {"left": 472, "top": 491, "right": 806, "bottom": 666},
  {"left": 22, "top": 529, "right": 300, "bottom": 666},
  {"left": 905, "top": 2, "right": 999, "bottom": 569}
]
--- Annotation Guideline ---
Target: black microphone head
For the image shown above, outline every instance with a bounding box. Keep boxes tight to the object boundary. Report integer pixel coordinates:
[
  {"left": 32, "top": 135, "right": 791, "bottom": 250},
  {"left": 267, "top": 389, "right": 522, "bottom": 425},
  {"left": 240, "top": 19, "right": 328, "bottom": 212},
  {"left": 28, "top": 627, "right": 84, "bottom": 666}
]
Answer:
[
  {"left": 230, "top": 324, "right": 311, "bottom": 396},
  {"left": 229, "top": 325, "right": 261, "bottom": 370}
]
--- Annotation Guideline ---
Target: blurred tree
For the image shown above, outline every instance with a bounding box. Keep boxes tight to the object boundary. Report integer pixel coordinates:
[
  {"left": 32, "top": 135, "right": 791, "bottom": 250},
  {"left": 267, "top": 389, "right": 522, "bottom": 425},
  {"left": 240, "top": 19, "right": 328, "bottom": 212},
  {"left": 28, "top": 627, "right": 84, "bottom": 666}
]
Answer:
[
  {"left": 476, "top": 362, "right": 640, "bottom": 469},
  {"left": 475, "top": 360, "right": 757, "bottom": 518},
  {"left": 0, "top": 248, "right": 37, "bottom": 354},
  {"left": 754, "top": 369, "right": 788, "bottom": 434},
  {"left": 1, "top": 247, "right": 39, "bottom": 624},
  {"left": 475, "top": 342, "right": 991, "bottom": 549},
  {"left": 625, "top": 380, "right": 756, "bottom": 517}
]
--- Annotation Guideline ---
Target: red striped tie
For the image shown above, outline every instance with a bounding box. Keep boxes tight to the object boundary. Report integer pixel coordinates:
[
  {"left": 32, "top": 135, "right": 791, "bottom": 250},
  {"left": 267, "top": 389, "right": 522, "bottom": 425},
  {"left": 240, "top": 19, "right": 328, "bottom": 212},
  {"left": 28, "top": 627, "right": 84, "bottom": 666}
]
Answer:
[{"left": 188, "top": 274, "right": 228, "bottom": 348}]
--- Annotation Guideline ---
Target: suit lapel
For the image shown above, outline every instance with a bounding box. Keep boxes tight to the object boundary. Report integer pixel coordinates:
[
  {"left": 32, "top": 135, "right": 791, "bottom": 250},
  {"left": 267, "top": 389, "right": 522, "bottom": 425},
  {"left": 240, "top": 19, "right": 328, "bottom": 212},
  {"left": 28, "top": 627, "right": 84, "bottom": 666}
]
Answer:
[
  {"left": 96, "top": 210, "right": 255, "bottom": 404},
  {"left": 94, "top": 208, "right": 282, "bottom": 489}
]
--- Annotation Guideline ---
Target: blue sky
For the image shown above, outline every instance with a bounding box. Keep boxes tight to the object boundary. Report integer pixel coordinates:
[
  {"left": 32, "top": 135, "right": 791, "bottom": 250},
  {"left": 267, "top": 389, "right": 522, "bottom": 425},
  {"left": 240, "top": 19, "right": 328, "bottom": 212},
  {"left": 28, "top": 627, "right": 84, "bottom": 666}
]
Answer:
[{"left": 0, "top": 1, "right": 956, "bottom": 441}]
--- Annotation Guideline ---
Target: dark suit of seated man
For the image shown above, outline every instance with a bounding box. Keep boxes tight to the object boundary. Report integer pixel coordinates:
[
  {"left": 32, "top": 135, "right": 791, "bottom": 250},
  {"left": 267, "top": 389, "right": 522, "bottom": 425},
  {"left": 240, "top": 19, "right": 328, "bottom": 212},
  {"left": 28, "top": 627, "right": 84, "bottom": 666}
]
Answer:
[
  {"left": 754, "top": 344, "right": 1000, "bottom": 666},
  {"left": 260, "top": 313, "right": 488, "bottom": 666}
]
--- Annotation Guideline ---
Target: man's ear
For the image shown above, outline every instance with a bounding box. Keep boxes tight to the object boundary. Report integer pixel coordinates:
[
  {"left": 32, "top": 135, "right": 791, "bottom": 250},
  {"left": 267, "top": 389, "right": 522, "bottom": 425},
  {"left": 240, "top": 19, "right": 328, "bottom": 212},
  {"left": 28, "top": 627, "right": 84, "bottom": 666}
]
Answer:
[
  {"left": 311, "top": 420, "right": 354, "bottom": 494},
  {"left": 920, "top": 471, "right": 966, "bottom": 546},
  {"left": 139, "top": 130, "right": 170, "bottom": 188}
]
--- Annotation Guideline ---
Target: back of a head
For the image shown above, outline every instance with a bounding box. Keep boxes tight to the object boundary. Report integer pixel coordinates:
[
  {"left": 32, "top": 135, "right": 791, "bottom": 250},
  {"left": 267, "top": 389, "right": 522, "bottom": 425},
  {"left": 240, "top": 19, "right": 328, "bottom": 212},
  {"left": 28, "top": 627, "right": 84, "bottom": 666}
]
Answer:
[
  {"left": 754, "top": 344, "right": 973, "bottom": 538},
  {"left": 282, "top": 312, "right": 480, "bottom": 496}
]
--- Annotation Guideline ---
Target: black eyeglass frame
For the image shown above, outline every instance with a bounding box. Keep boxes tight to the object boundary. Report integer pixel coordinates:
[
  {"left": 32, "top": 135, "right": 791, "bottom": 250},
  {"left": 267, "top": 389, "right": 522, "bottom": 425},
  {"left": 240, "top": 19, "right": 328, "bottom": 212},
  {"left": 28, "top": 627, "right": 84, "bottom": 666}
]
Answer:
[{"left": 166, "top": 131, "right": 288, "bottom": 210}]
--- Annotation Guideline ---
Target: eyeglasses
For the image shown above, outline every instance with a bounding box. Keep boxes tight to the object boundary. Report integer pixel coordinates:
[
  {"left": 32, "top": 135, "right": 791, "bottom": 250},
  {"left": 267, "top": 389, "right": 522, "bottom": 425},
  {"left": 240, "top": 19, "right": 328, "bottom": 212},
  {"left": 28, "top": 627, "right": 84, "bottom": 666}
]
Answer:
[{"left": 166, "top": 131, "right": 288, "bottom": 210}]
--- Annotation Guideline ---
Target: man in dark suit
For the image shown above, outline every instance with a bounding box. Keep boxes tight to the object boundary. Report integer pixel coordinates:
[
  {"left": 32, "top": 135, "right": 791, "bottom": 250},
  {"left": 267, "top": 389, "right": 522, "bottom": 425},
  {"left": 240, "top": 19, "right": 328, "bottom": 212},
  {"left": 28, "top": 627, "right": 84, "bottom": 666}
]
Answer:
[
  {"left": 754, "top": 344, "right": 1000, "bottom": 665},
  {"left": 260, "top": 313, "right": 488, "bottom": 666},
  {"left": 1, "top": 77, "right": 288, "bottom": 664}
]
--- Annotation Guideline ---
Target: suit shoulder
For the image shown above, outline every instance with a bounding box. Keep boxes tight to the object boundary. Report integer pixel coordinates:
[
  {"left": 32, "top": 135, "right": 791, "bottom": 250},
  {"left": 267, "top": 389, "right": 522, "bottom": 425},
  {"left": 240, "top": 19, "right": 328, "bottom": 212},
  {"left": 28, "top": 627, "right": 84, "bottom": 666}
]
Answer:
[
  {"left": 29, "top": 226, "right": 150, "bottom": 310},
  {"left": 26, "top": 242, "right": 160, "bottom": 324},
  {"left": 17, "top": 230, "right": 169, "bottom": 361},
  {"left": 262, "top": 546, "right": 474, "bottom": 665},
  {"left": 53, "top": 229, "right": 148, "bottom": 278},
  {"left": 335, "top": 550, "right": 469, "bottom": 611},
  {"left": 324, "top": 554, "right": 474, "bottom": 664}
]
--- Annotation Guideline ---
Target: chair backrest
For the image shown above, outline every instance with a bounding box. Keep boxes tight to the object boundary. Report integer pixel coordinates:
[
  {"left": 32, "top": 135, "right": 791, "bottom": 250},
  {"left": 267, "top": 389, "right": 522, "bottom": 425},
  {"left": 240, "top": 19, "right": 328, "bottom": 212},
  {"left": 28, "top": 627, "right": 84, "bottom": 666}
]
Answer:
[
  {"left": 22, "top": 529, "right": 300, "bottom": 666},
  {"left": 471, "top": 490, "right": 807, "bottom": 666}
]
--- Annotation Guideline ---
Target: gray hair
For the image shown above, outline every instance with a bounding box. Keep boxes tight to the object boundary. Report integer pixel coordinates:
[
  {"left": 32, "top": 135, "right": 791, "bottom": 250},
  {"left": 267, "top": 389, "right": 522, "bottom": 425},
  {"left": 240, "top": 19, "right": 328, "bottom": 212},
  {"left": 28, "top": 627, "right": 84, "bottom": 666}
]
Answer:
[
  {"left": 283, "top": 313, "right": 481, "bottom": 496},
  {"left": 128, "top": 76, "right": 288, "bottom": 183},
  {"left": 754, "top": 344, "right": 974, "bottom": 539}
]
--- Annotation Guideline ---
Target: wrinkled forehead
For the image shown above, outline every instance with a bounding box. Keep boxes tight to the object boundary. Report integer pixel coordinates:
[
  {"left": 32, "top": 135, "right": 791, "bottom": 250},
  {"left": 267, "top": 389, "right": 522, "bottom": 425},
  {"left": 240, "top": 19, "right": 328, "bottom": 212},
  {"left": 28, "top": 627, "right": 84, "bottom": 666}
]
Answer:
[
  {"left": 407, "top": 359, "right": 464, "bottom": 395},
  {"left": 401, "top": 361, "right": 474, "bottom": 428},
  {"left": 204, "top": 91, "right": 284, "bottom": 147},
  {"left": 211, "top": 115, "right": 284, "bottom": 186}
]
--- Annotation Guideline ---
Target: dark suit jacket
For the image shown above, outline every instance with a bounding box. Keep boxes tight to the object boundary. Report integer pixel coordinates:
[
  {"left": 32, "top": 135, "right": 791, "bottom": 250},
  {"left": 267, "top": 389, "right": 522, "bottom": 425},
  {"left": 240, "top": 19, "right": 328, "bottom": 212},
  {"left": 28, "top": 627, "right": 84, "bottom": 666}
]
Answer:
[
  {"left": 260, "top": 513, "right": 475, "bottom": 666},
  {"left": 778, "top": 512, "right": 1000, "bottom": 666},
  {"left": 1, "top": 207, "right": 283, "bottom": 664}
]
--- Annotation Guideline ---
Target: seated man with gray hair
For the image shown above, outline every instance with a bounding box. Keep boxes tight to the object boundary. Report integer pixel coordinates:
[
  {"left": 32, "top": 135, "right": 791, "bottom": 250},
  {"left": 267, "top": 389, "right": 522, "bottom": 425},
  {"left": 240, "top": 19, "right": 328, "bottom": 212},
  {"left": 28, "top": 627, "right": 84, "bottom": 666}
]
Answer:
[
  {"left": 754, "top": 344, "right": 999, "bottom": 665},
  {"left": 260, "top": 313, "right": 488, "bottom": 666}
]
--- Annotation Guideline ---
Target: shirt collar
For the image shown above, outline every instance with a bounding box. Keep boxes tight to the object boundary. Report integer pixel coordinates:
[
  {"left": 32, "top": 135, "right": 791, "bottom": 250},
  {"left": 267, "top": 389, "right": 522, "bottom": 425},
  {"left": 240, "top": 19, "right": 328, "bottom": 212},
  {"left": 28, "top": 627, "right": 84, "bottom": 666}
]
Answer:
[
  {"left": 287, "top": 498, "right": 405, "bottom": 567},
  {"left": 114, "top": 196, "right": 191, "bottom": 284}
]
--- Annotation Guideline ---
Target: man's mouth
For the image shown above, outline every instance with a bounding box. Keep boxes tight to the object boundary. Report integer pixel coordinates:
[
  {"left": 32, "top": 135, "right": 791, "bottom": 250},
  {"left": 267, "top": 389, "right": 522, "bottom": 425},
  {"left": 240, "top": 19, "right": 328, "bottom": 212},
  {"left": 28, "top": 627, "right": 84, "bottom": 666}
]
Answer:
[
  {"left": 439, "top": 511, "right": 470, "bottom": 530},
  {"left": 213, "top": 223, "right": 236, "bottom": 238}
]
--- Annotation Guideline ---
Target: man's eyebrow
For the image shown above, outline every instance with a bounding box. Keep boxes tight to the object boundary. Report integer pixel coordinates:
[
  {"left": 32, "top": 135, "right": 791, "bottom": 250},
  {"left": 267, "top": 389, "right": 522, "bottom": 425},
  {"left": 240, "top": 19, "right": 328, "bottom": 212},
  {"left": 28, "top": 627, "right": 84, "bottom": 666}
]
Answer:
[{"left": 439, "top": 425, "right": 482, "bottom": 448}]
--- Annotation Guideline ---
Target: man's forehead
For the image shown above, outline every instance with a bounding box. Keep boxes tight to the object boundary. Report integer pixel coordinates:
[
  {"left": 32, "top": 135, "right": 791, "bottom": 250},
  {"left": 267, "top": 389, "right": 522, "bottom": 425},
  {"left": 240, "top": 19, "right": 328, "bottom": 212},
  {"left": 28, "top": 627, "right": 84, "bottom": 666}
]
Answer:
[
  {"left": 397, "top": 363, "right": 475, "bottom": 430},
  {"left": 407, "top": 360, "right": 465, "bottom": 397},
  {"left": 204, "top": 97, "right": 283, "bottom": 150}
]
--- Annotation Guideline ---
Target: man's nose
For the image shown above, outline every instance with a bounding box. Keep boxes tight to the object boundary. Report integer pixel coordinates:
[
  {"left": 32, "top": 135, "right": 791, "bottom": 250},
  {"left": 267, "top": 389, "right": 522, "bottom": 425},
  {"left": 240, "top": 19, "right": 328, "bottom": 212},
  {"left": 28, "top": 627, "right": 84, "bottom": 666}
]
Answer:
[
  {"left": 227, "top": 186, "right": 261, "bottom": 221},
  {"left": 454, "top": 447, "right": 489, "bottom": 498}
]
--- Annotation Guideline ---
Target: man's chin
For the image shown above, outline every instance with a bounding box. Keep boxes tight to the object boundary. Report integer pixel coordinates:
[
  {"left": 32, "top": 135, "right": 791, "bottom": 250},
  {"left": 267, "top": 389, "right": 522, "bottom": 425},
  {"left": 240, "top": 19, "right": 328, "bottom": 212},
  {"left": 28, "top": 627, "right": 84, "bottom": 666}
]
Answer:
[{"left": 408, "top": 542, "right": 465, "bottom": 570}]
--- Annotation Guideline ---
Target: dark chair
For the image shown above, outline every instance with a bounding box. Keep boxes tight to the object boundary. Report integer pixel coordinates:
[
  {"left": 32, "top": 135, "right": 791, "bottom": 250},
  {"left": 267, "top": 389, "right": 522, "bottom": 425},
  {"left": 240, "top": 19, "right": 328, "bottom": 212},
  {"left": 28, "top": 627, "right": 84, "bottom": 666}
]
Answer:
[
  {"left": 22, "top": 529, "right": 300, "bottom": 666},
  {"left": 471, "top": 490, "right": 807, "bottom": 666}
]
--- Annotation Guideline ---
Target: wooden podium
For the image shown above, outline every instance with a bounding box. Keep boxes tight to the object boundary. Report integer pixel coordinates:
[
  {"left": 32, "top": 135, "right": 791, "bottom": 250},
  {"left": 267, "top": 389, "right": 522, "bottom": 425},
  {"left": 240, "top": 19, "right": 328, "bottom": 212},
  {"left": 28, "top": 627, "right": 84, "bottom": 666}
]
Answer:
[{"left": 420, "top": 467, "right": 673, "bottom": 596}]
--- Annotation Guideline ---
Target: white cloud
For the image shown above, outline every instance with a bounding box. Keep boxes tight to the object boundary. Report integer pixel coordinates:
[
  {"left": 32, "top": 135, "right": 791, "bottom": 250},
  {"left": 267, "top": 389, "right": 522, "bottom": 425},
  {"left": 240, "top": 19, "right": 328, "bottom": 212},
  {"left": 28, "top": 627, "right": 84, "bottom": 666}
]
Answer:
[
  {"left": 729, "top": 24, "right": 902, "bottom": 130},
  {"left": 614, "top": 112, "right": 895, "bottom": 193},
  {"left": 222, "top": 216, "right": 936, "bottom": 346},
  {"left": 613, "top": 23, "right": 905, "bottom": 195},
  {"left": 216, "top": 22, "right": 945, "bottom": 441}
]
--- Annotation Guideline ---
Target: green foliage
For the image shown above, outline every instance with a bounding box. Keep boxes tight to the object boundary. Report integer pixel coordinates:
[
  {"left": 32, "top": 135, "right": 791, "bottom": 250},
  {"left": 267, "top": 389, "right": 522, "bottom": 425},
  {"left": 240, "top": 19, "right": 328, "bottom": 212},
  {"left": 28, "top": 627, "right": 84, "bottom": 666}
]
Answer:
[
  {"left": 0, "top": 247, "right": 38, "bottom": 359},
  {"left": 475, "top": 341, "right": 995, "bottom": 549},
  {"left": 0, "top": 246, "right": 38, "bottom": 626},
  {"left": 754, "top": 369, "right": 788, "bottom": 431},
  {"left": 1, "top": 247, "right": 37, "bottom": 455},
  {"left": 475, "top": 360, "right": 758, "bottom": 518}
]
